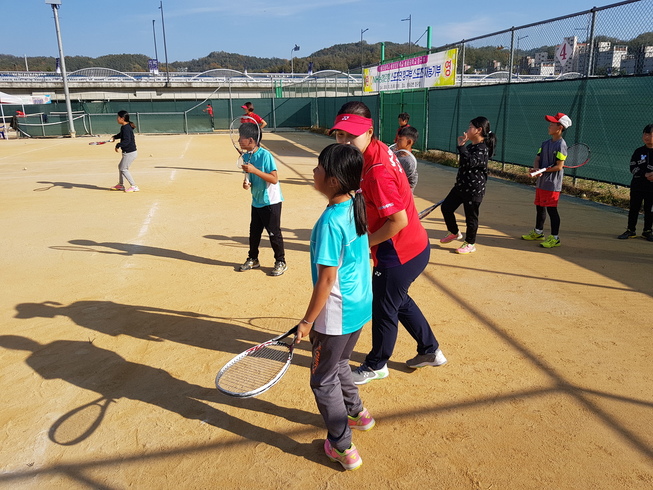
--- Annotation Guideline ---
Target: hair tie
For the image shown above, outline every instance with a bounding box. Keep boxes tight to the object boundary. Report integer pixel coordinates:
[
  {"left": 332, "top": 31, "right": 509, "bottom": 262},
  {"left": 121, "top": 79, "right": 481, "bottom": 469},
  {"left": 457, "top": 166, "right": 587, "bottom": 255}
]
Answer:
[{"left": 355, "top": 188, "right": 363, "bottom": 194}]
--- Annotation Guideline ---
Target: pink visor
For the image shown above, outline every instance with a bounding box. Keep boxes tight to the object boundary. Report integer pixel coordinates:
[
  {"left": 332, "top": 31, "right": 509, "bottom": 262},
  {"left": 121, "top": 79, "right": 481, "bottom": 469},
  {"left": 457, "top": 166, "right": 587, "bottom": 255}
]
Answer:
[{"left": 329, "top": 114, "right": 373, "bottom": 136}]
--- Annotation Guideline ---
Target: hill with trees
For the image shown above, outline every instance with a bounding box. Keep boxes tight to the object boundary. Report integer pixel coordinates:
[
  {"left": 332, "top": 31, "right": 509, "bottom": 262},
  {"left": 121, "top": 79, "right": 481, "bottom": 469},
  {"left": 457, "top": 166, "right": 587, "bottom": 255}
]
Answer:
[{"left": 1, "top": 33, "right": 651, "bottom": 74}]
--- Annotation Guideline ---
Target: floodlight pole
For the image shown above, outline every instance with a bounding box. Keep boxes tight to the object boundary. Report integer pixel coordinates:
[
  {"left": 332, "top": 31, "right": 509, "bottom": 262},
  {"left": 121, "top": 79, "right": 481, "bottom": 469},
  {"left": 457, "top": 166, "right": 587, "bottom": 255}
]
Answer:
[
  {"left": 291, "top": 44, "right": 300, "bottom": 76},
  {"left": 47, "top": 0, "right": 75, "bottom": 138},
  {"left": 360, "top": 28, "right": 369, "bottom": 75},
  {"left": 401, "top": 15, "right": 412, "bottom": 55},
  {"left": 159, "top": 1, "right": 170, "bottom": 84},
  {"left": 152, "top": 20, "right": 159, "bottom": 63},
  {"left": 515, "top": 35, "right": 528, "bottom": 77}
]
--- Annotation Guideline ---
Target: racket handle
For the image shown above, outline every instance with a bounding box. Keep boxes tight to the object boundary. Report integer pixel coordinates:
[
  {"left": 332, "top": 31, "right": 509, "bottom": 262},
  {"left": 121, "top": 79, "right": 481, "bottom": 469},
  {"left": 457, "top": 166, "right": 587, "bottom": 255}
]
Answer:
[{"left": 530, "top": 168, "right": 546, "bottom": 177}]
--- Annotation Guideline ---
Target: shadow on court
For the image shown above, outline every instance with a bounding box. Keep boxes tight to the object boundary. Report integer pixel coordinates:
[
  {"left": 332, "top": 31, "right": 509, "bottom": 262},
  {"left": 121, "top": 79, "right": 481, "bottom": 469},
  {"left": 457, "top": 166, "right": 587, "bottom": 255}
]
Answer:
[
  {"left": 419, "top": 269, "right": 653, "bottom": 461},
  {"left": 52, "top": 239, "right": 236, "bottom": 268},
  {"left": 204, "top": 229, "right": 312, "bottom": 254},
  {"left": 33, "top": 181, "right": 106, "bottom": 192},
  {"left": 12, "top": 300, "right": 312, "bottom": 364},
  {"left": 0, "top": 334, "right": 325, "bottom": 467}
]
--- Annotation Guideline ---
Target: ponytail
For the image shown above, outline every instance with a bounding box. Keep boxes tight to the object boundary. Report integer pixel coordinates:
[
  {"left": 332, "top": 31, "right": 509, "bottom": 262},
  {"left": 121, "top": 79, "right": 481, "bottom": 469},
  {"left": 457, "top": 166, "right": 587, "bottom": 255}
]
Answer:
[
  {"left": 352, "top": 191, "right": 368, "bottom": 236},
  {"left": 485, "top": 131, "right": 496, "bottom": 158},
  {"left": 318, "top": 144, "right": 368, "bottom": 236}
]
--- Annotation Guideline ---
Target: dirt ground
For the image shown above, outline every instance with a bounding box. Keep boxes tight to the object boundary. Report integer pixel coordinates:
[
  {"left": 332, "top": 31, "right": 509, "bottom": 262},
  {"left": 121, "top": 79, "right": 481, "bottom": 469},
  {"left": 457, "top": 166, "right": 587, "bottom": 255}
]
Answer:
[{"left": 0, "top": 132, "right": 651, "bottom": 489}]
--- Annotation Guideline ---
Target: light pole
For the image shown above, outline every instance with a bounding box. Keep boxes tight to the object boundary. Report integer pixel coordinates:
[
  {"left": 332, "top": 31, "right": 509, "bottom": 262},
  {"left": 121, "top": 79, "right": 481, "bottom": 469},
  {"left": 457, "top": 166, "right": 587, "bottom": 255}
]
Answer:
[
  {"left": 290, "top": 44, "right": 300, "bottom": 75},
  {"left": 152, "top": 20, "right": 159, "bottom": 63},
  {"left": 46, "top": 0, "right": 75, "bottom": 138},
  {"left": 159, "top": 1, "right": 170, "bottom": 83},
  {"left": 515, "top": 34, "right": 529, "bottom": 76},
  {"left": 401, "top": 15, "right": 412, "bottom": 55},
  {"left": 360, "top": 28, "right": 369, "bottom": 75}
]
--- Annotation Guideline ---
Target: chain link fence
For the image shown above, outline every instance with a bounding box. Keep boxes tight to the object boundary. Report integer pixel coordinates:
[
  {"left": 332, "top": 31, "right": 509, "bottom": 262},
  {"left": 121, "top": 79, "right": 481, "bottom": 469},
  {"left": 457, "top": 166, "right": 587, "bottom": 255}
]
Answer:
[
  {"left": 383, "top": 0, "right": 653, "bottom": 186},
  {"left": 3, "top": 0, "right": 652, "bottom": 187}
]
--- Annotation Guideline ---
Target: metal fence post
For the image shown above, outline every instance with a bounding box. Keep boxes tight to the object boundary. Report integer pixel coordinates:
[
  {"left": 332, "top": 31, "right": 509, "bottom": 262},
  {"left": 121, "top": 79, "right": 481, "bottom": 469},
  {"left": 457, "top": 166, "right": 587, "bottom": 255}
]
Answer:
[
  {"left": 508, "top": 27, "right": 515, "bottom": 84},
  {"left": 586, "top": 8, "right": 598, "bottom": 77},
  {"left": 460, "top": 42, "right": 466, "bottom": 87}
]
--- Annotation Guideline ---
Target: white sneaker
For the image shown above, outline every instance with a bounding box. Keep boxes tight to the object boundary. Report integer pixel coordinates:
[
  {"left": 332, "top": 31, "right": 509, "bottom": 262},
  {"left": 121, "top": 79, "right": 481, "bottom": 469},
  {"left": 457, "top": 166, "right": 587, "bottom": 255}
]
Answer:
[
  {"left": 351, "top": 364, "right": 389, "bottom": 385},
  {"left": 406, "top": 349, "right": 447, "bottom": 368}
]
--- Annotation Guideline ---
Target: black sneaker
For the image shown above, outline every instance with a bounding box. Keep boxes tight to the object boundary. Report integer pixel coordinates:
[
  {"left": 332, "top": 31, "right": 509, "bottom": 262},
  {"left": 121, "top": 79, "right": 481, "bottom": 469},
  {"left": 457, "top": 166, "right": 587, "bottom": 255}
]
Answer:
[
  {"left": 643, "top": 230, "right": 653, "bottom": 242},
  {"left": 270, "top": 260, "right": 287, "bottom": 276},
  {"left": 238, "top": 258, "right": 260, "bottom": 271},
  {"left": 617, "top": 230, "right": 637, "bottom": 239}
]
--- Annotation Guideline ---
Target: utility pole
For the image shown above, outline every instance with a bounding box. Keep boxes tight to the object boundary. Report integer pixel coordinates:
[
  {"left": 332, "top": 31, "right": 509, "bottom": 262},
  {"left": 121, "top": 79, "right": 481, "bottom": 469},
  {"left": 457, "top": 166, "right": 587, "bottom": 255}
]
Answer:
[{"left": 46, "top": 0, "right": 75, "bottom": 138}]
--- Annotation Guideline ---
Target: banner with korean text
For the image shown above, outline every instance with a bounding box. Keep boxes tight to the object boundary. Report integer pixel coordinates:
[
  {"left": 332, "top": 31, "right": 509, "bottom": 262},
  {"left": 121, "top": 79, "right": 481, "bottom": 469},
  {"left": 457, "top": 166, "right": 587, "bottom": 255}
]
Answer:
[{"left": 363, "top": 49, "right": 457, "bottom": 92}]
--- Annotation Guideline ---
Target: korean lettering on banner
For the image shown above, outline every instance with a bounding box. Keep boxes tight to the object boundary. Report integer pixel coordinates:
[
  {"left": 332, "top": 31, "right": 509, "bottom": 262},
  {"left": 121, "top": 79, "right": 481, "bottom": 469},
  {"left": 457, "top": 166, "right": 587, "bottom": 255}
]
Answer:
[{"left": 363, "top": 49, "right": 457, "bottom": 92}]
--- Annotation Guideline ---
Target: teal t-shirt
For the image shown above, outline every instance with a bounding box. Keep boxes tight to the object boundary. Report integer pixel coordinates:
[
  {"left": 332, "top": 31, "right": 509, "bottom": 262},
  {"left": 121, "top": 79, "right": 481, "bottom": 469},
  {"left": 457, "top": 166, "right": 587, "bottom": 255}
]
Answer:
[
  {"left": 246, "top": 147, "right": 283, "bottom": 208},
  {"left": 310, "top": 199, "right": 372, "bottom": 335}
]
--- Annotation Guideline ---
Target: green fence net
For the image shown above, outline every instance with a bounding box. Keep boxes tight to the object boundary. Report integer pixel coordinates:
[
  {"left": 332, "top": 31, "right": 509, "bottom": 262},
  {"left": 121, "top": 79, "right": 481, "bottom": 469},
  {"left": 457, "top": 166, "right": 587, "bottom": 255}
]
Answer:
[{"left": 5, "top": 74, "right": 651, "bottom": 186}]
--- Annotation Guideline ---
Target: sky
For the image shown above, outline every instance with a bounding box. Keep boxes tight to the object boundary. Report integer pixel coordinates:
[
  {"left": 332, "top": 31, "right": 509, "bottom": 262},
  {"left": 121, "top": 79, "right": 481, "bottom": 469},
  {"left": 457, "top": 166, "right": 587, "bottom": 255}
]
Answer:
[{"left": 2, "top": 0, "right": 618, "bottom": 63}]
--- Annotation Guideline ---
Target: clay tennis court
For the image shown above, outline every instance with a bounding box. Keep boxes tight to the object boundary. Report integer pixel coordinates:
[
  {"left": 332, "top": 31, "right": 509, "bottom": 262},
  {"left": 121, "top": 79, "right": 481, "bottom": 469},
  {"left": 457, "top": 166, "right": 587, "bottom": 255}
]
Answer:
[{"left": 0, "top": 132, "right": 651, "bottom": 488}]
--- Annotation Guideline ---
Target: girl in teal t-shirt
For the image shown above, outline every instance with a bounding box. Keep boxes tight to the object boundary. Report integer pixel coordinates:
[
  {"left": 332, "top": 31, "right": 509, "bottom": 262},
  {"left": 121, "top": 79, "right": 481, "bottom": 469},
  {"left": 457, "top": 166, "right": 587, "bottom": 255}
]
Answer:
[{"left": 294, "top": 143, "right": 374, "bottom": 471}]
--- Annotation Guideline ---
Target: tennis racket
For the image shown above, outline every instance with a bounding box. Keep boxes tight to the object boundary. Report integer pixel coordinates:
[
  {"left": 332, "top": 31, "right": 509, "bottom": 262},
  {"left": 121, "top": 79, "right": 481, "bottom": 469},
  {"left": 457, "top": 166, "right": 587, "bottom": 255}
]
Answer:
[
  {"left": 88, "top": 140, "right": 112, "bottom": 145},
  {"left": 230, "top": 115, "right": 261, "bottom": 186},
  {"left": 418, "top": 199, "right": 445, "bottom": 219},
  {"left": 215, "top": 325, "right": 298, "bottom": 398},
  {"left": 530, "top": 143, "right": 591, "bottom": 177}
]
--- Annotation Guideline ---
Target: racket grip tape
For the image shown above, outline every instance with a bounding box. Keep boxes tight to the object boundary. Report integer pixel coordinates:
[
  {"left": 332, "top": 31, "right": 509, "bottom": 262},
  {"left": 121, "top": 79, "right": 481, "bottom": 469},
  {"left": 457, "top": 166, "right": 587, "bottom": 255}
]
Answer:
[{"left": 530, "top": 168, "right": 546, "bottom": 177}]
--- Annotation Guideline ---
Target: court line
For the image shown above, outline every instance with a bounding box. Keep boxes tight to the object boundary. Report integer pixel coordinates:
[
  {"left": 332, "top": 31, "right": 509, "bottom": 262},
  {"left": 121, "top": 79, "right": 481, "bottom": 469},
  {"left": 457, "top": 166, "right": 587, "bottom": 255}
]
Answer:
[
  {"left": 124, "top": 136, "right": 194, "bottom": 268},
  {"left": 0, "top": 141, "right": 68, "bottom": 161}
]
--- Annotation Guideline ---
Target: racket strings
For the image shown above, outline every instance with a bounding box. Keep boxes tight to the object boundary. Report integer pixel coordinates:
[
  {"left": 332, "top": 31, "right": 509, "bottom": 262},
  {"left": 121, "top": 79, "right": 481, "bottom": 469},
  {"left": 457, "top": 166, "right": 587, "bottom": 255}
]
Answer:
[
  {"left": 565, "top": 144, "right": 590, "bottom": 168},
  {"left": 217, "top": 343, "right": 291, "bottom": 395}
]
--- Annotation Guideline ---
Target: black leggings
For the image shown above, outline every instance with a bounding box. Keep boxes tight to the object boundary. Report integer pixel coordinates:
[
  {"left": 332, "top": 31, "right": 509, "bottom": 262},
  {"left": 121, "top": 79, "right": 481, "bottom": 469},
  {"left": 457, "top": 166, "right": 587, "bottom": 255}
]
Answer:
[
  {"left": 536, "top": 206, "right": 560, "bottom": 236},
  {"left": 441, "top": 188, "right": 482, "bottom": 244}
]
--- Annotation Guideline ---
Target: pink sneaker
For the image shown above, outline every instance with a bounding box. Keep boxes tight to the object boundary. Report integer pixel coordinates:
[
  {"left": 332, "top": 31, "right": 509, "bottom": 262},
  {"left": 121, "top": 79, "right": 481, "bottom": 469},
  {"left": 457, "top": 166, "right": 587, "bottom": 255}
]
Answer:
[
  {"left": 440, "top": 231, "right": 463, "bottom": 244},
  {"left": 348, "top": 408, "right": 375, "bottom": 431},
  {"left": 124, "top": 185, "right": 140, "bottom": 193},
  {"left": 456, "top": 242, "right": 476, "bottom": 254},
  {"left": 110, "top": 184, "right": 124, "bottom": 191},
  {"left": 324, "top": 439, "right": 362, "bottom": 471}
]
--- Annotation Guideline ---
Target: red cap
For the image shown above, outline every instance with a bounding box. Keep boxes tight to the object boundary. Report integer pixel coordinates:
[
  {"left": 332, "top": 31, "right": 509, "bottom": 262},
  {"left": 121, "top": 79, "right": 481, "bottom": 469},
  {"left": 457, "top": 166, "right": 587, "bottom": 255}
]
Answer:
[
  {"left": 329, "top": 114, "right": 373, "bottom": 136},
  {"left": 241, "top": 105, "right": 248, "bottom": 110},
  {"left": 545, "top": 113, "right": 572, "bottom": 128}
]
